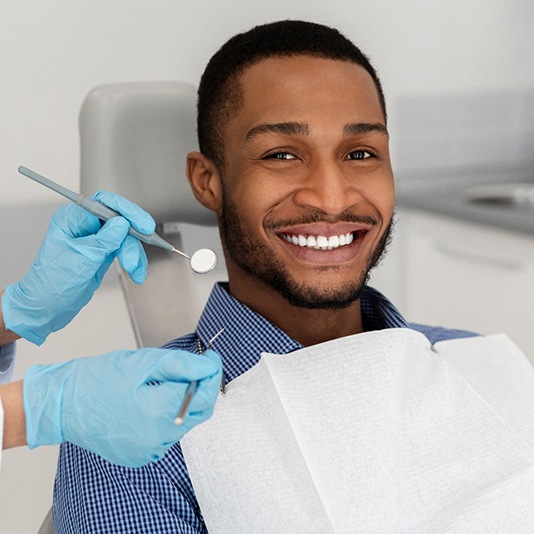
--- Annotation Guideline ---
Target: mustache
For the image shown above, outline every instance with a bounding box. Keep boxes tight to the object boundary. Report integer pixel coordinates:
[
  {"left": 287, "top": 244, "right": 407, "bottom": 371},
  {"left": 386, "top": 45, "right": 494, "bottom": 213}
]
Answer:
[{"left": 264, "top": 210, "right": 379, "bottom": 230}]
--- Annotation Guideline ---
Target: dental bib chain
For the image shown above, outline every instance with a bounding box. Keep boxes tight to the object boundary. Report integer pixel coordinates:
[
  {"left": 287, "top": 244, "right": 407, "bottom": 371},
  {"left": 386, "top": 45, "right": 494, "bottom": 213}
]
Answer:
[{"left": 197, "top": 330, "right": 227, "bottom": 395}]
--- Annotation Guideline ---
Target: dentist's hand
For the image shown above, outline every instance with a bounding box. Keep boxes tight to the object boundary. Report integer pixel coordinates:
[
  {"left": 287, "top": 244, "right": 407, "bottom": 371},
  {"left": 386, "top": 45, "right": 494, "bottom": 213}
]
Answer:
[
  {"left": 23, "top": 348, "right": 222, "bottom": 467},
  {"left": 1, "top": 191, "right": 154, "bottom": 345}
]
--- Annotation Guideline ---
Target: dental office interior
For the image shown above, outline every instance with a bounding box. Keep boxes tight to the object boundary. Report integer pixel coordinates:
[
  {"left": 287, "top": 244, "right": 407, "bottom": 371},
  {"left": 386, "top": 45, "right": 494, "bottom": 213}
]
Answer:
[{"left": 1, "top": 0, "right": 534, "bottom": 531}]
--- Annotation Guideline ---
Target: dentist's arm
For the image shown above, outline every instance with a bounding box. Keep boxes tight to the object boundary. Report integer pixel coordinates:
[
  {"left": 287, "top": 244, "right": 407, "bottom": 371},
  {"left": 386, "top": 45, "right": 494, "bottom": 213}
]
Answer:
[
  {"left": 1, "top": 190, "right": 154, "bottom": 346},
  {"left": 0, "top": 381, "right": 24, "bottom": 448},
  {"left": 0, "top": 348, "right": 222, "bottom": 466},
  {"left": 0, "top": 213, "right": 220, "bottom": 463},
  {"left": 0, "top": 192, "right": 223, "bottom": 466}
]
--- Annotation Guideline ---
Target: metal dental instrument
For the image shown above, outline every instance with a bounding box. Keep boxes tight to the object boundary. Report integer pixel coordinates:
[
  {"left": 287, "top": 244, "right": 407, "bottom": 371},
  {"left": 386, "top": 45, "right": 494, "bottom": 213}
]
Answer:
[
  {"left": 18, "top": 166, "right": 218, "bottom": 274},
  {"left": 174, "top": 328, "right": 225, "bottom": 426}
]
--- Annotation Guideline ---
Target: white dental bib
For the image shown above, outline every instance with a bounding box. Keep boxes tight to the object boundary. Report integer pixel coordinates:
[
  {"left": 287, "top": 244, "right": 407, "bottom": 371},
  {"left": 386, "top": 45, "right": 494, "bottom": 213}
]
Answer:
[{"left": 181, "top": 329, "right": 534, "bottom": 533}]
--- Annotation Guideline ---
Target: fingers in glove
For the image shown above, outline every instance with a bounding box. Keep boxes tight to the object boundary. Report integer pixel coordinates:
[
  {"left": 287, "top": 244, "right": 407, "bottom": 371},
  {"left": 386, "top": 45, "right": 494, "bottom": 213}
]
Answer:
[
  {"left": 146, "top": 349, "right": 223, "bottom": 384},
  {"left": 148, "top": 381, "right": 218, "bottom": 439},
  {"left": 51, "top": 204, "right": 102, "bottom": 238},
  {"left": 116, "top": 234, "right": 149, "bottom": 284},
  {"left": 187, "top": 367, "right": 222, "bottom": 413},
  {"left": 71, "top": 217, "right": 130, "bottom": 263},
  {"left": 93, "top": 190, "right": 155, "bottom": 235}
]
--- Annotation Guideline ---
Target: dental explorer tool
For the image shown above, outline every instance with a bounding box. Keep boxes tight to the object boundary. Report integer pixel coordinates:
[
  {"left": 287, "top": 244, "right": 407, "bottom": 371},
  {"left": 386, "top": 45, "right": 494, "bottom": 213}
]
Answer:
[
  {"left": 18, "top": 166, "right": 218, "bottom": 274},
  {"left": 174, "top": 328, "right": 225, "bottom": 426}
]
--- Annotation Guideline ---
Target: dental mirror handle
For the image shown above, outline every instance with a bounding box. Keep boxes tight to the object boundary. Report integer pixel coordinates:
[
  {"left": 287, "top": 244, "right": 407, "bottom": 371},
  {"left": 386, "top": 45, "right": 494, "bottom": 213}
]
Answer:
[
  {"left": 19, "top": 166, "right": 177, "bottom": 251},
  {"left": 18, "top": 166, "right": 217, "bottom": 273},
  {"left": 78, "top": 196, "right": 179, "bottom": 253}
]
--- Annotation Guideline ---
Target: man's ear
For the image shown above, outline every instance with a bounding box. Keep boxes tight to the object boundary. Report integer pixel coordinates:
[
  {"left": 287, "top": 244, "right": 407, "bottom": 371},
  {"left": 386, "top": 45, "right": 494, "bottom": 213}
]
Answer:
[{"left": 186, "top": 152, "right": 222, "bottom": 212}]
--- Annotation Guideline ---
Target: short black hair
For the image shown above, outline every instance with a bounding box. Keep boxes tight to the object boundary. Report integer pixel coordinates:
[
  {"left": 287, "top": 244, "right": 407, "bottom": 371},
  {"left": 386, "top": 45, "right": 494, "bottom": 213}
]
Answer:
[{"left": 197, "top": 20, "right": 387, "bottom": 169}]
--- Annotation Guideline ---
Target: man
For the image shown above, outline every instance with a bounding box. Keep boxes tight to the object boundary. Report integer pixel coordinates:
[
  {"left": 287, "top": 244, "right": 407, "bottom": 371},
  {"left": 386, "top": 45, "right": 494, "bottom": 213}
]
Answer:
[{"left": 53, "top": 20, "right": 474, "bottom": 532}]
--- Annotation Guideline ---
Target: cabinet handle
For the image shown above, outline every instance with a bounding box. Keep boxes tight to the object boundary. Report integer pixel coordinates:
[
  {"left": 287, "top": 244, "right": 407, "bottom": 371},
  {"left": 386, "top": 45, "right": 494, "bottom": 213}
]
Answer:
[{"left": 433, "top": 243, "right": 525, "bottom": 272}]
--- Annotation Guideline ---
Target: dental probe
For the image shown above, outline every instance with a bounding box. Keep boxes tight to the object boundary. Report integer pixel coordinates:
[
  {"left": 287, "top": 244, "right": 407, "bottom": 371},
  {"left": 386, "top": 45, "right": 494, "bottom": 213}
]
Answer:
[{"left": 18, "top": 166, "right": 218, "bottom": 274}]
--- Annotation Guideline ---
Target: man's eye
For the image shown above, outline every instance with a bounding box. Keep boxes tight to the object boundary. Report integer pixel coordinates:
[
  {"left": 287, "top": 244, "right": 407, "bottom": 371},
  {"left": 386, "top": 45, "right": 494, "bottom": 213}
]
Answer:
[
  {"left": 347, "top": 150, "right": 373, "bottom": 160},
  {"left": 264, "top": 151, "right": 296, "bottom": 160}
]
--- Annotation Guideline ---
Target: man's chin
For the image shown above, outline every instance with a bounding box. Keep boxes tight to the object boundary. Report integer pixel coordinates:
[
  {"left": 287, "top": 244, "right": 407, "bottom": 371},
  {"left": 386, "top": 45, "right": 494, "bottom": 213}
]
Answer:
[
  {"left": 284, "top": 294, "right": 362, "bottom": 310},
  {"left": 268, "top": 276, "right": 368, "bottom": 311}
]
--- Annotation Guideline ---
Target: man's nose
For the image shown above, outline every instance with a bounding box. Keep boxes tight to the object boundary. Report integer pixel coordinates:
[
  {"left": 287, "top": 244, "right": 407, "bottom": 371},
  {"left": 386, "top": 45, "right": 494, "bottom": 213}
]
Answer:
[{"left": 292, "top": 160, "right": 363, "bottom": 215}]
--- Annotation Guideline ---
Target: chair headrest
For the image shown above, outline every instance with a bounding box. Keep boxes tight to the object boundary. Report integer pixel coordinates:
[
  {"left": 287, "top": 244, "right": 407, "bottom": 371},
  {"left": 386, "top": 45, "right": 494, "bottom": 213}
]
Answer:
[{"left": 79, "top": 81, "right": 217, "bottom": 226}]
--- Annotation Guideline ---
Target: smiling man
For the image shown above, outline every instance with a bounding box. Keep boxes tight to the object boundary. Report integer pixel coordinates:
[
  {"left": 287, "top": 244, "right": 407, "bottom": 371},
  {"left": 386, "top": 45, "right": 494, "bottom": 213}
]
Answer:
[
  {"left": 53, "top": 20, "right": 475, "bottom": 533},
  {"left": 187, "top": 51, "right": 395, "bottom": 347}
]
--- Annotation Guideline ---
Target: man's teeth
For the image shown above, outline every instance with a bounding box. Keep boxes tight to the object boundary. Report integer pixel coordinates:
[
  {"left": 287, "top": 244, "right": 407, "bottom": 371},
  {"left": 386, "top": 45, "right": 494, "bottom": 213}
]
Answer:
[{"left": 282, "top": 232, "right": 355, "bottom": 250}]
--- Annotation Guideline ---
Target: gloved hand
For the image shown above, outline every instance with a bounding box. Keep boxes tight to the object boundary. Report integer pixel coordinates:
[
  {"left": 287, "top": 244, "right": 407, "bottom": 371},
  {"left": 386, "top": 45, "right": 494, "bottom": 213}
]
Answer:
[
  {"left": 1, "top": 191, "right": 155, "bottom": 345},
  {"left": 23, "top": 348, "right": 222, "bottom": 467}
]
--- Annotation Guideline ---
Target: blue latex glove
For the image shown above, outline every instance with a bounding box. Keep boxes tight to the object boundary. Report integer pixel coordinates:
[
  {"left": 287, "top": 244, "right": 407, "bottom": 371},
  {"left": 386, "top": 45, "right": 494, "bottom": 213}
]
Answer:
[
  {"left": 2, "top": 191, "right": 155, "bottom": 345},
  {"left": 23, "top": 348, "right": 222, "bottom": 467}
]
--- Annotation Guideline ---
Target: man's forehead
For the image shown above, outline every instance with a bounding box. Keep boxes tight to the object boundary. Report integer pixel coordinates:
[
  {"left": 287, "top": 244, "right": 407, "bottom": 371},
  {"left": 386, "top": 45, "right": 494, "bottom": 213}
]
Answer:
[
  {"left": 231, "top": 58, "right": 385, "bottom": 131},
  {"left": 237, "top": 55, "right": 383, "bottom": 112}
]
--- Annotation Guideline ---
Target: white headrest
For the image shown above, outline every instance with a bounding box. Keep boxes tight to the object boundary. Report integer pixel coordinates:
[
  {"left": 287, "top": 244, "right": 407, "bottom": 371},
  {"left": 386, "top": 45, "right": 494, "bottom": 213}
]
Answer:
[{"left": 79, "top": 81, "right": 217, "bottom": 226}]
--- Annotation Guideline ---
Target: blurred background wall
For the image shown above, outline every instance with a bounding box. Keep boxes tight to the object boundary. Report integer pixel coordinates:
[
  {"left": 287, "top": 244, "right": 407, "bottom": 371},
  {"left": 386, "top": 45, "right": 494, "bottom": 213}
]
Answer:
[{"left": 1, "top": 0, "right": 534, "bottom": 208}]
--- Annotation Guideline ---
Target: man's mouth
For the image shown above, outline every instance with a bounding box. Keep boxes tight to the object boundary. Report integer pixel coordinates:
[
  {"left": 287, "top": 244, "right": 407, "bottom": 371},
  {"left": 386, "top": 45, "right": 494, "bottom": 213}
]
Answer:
[{"left": 279, "top": 231, "right": 363, "bottom": 250}]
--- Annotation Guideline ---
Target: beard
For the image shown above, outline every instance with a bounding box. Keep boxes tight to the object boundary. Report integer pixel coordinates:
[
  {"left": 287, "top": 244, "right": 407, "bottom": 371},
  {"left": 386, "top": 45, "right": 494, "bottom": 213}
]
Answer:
[{"left": 219, "top": 191, "right": 394, "bottom": 310}]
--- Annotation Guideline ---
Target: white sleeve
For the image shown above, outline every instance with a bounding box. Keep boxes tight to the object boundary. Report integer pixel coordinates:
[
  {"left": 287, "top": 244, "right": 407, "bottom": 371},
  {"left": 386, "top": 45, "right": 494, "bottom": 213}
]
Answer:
[
  {"left": 0, "top": 344, "right": 12, "bottom": 468},
  {"left": 0, "top": 343, "right": 16, "bottom": 385}
]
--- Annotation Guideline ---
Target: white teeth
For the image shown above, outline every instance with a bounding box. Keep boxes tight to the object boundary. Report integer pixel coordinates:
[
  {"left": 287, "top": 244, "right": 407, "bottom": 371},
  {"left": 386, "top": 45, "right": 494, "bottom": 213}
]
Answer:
[
  {"left": 328, "top": 235, "right": 339, "bottom": 248},
  {"left": 316, "top": 236, "right": 328, "bottom": 248},
  {"left": 282, "top": 232, "right": 358, "bottom": 250}
]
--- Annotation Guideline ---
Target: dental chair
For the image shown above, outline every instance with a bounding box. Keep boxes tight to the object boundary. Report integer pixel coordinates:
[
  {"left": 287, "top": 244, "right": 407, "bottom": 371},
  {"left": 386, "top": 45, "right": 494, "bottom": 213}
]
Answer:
[
  {"left": 79, "top": 80, "right": 223, "bottom": 347},
  {"left": 37, "top": 81, "right": 224, "bottom": 534}
]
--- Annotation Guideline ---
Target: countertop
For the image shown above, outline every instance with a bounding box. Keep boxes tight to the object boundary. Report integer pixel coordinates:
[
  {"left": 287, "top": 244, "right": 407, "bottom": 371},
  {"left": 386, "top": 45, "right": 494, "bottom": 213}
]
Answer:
[{"left": 396, "top": 161, "right": 534, "bottom": 237}]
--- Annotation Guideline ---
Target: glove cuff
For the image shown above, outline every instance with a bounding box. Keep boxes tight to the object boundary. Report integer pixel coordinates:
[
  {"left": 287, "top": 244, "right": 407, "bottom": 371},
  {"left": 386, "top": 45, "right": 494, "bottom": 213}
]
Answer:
[
  {"left": 23, "top": 364, "right": 67, "bottom": 448},
  {"left": 2, "top": 285, "right": 47, "bottom": 346}
]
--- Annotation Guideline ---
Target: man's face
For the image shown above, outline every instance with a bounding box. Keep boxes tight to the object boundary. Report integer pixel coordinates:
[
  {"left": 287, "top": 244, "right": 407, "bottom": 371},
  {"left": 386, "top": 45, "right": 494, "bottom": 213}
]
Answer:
[{"left": 216, "top": 56, "right": 394, "bottom": 310}]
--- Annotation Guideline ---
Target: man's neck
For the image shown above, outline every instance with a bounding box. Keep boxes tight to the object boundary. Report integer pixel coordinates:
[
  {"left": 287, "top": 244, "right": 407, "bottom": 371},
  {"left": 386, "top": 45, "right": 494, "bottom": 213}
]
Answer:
[{"left": 227, "top": 279, "right": 363, "bottom": 347}]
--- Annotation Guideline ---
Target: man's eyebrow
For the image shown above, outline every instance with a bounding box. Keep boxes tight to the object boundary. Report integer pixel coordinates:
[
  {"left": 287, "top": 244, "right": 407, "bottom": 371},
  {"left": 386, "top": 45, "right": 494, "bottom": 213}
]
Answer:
[
  {"left": 245, "top": 122, "right": 309, "bottom": 140},
  {"left": 343, "top": 122, "right": 389, "bottom": 139}
]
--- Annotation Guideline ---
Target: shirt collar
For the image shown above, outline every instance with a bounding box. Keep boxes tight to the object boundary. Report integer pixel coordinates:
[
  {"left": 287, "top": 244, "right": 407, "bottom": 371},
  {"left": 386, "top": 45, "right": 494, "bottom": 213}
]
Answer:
[{"left": 195, "top": 283, "right": 409, "bottom": 382}]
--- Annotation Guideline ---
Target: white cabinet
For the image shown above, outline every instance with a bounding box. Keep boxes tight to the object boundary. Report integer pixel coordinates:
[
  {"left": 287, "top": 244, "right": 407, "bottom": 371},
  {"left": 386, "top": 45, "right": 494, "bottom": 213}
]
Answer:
[{"left": 389, "top": 209, "right": 534, "bottom": 361}]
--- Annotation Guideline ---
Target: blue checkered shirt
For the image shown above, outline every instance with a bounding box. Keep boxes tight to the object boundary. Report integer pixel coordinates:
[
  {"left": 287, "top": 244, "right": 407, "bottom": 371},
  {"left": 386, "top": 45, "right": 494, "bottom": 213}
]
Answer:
[{"left": 53, "top": 283, "right": 475, "bottom": 533}]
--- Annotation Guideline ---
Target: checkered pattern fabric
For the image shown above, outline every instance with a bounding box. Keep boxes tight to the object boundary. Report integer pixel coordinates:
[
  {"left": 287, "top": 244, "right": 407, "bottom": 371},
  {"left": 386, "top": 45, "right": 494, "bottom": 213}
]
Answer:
[
  {"left": 0, "top": 342, "right": 16, "bottom": 384},
  {"left": 53, "top": 283, "right": 476, "bottom": 533}
]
